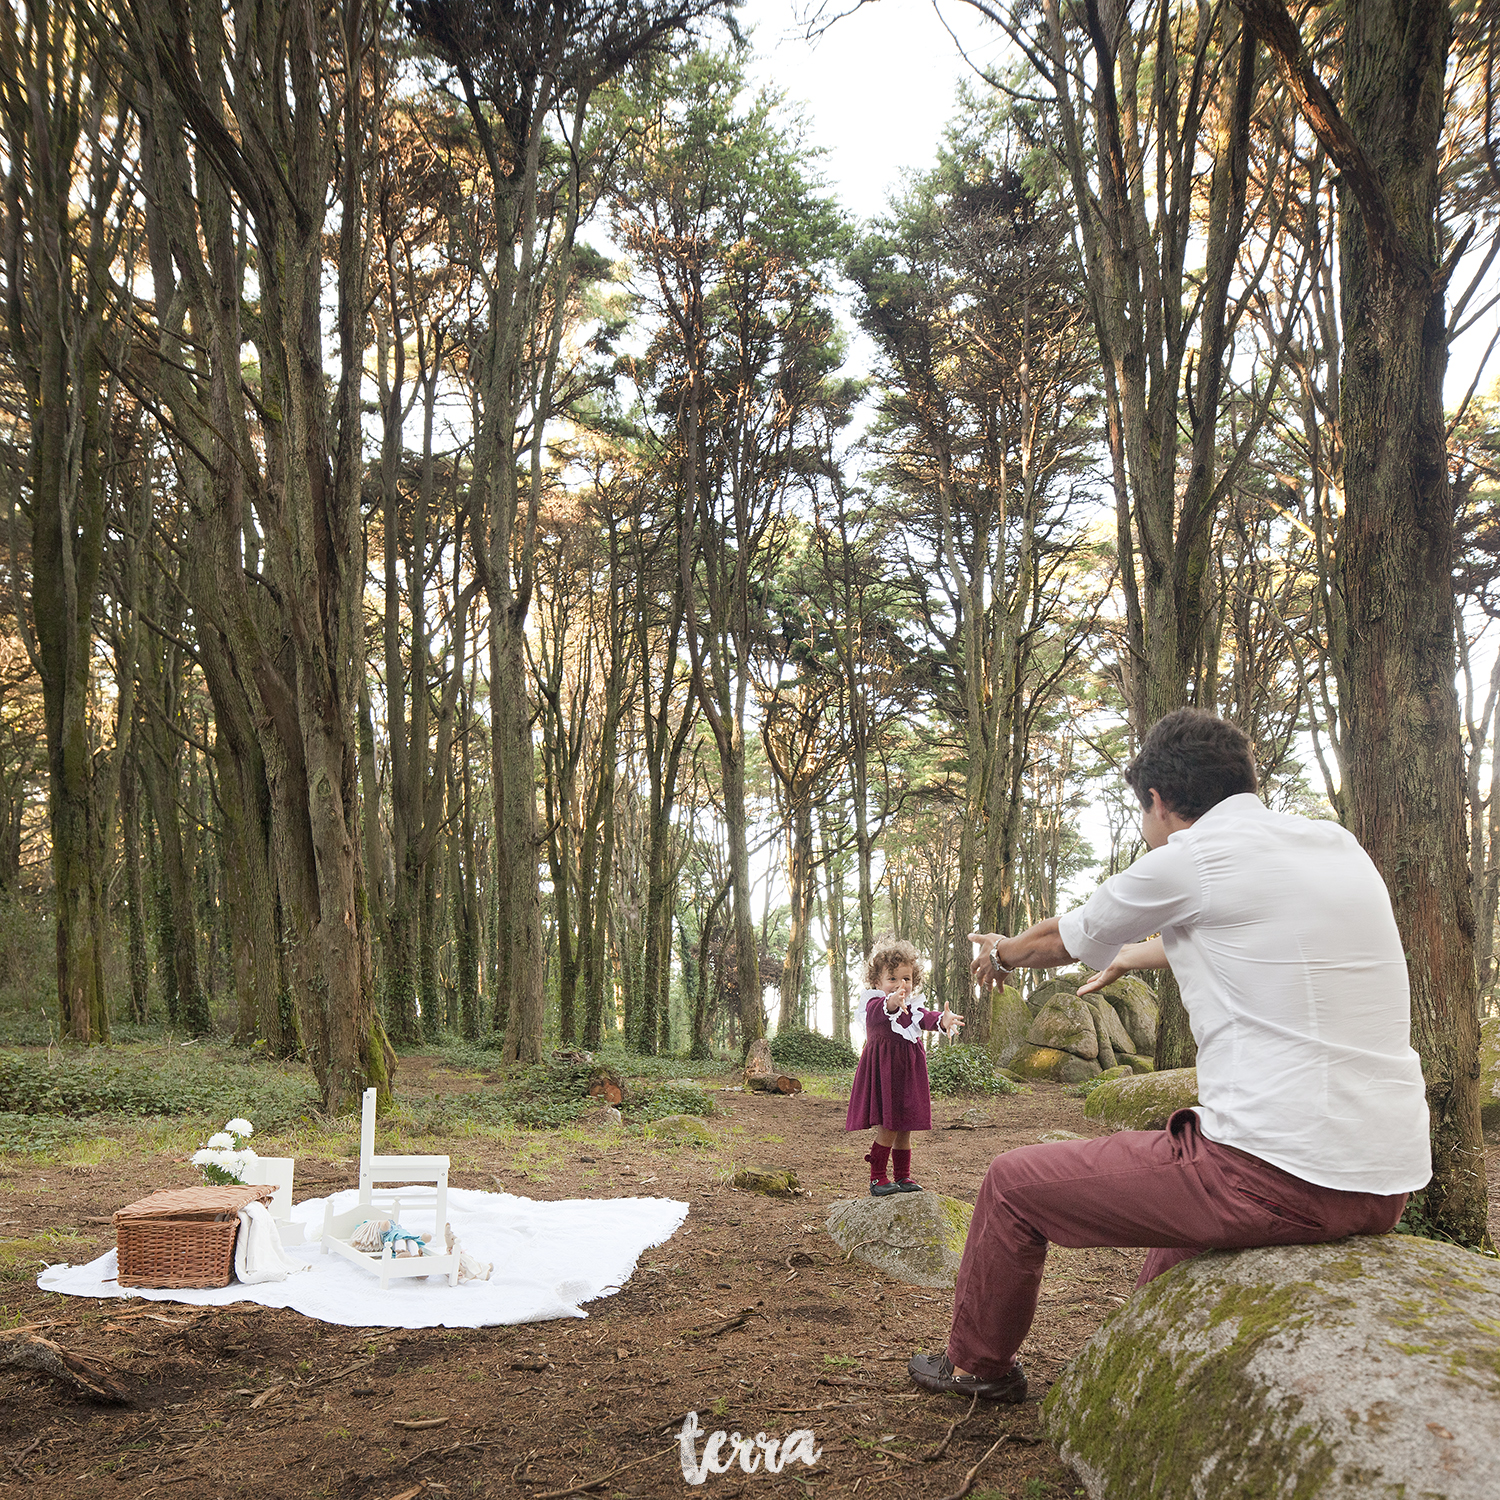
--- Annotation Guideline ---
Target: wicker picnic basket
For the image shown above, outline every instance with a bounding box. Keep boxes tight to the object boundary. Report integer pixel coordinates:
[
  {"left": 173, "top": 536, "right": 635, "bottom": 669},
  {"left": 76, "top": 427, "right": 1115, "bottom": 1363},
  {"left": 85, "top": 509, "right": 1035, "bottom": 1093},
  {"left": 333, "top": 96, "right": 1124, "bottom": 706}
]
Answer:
[{"left": 113, "top": 1184, "right": 276, "bottom": 1289}]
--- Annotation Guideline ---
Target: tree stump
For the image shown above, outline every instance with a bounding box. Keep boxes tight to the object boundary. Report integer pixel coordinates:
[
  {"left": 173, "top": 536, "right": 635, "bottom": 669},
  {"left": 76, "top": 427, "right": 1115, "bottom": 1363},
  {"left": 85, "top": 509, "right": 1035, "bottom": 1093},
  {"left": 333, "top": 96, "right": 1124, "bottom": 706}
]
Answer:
[
  {"left": 0, "top": 1332, "right": 129, "bottom": 1402},
  {"left": 744, "top": 1038, "right": 775, "bottom": 1079},
  {"left": 586, "top": 1066, "right": 625, "bottom": 1106}
]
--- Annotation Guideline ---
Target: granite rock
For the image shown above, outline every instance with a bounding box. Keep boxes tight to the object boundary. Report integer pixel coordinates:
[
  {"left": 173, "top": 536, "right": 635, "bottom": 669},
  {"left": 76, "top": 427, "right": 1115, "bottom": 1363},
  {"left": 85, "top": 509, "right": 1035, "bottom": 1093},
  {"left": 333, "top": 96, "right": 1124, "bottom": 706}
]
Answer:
[{"left": 1045, "top": 1235, "right": 1500, "bottom": 1499}]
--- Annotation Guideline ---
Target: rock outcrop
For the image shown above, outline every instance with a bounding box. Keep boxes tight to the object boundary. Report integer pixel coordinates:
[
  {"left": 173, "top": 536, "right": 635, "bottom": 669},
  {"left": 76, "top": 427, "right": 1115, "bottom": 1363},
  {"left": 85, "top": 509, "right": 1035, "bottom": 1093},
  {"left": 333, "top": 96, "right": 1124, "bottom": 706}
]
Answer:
[
  {"left": 1008, "top": 972, "right": 1159, "bottom": 1082},
  {"left": 1045, "top": 1235, "right": 1500, "bottom": 1500},
  {"left": 1082, "top": 1068, "right": 1198, "bottom": 1131},
  {"left": 731, "top": 1166, "right": 800, "bottom": 1197},
  {"left": 987, "top": 984, "right": 1032, "bottom": 1068},
  {"left": 824, "top": 1192, "right": 974, "bottom": 1288}
]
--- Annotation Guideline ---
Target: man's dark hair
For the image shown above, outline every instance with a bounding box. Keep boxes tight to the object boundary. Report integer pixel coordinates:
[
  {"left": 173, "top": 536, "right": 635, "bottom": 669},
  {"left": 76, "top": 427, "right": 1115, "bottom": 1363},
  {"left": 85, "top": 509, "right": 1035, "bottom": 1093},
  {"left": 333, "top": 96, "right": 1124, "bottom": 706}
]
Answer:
[{"left": 1123, "top": 708, "right": 1258, "bottom": 820}]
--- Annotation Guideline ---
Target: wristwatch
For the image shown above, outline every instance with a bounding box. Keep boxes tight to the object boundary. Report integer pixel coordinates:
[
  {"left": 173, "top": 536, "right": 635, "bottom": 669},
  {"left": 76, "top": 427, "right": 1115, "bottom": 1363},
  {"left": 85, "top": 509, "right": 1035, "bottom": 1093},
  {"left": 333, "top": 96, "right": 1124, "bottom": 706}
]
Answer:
[{"left": 989, "top": 946, "right": 1012, "bottom": 978}]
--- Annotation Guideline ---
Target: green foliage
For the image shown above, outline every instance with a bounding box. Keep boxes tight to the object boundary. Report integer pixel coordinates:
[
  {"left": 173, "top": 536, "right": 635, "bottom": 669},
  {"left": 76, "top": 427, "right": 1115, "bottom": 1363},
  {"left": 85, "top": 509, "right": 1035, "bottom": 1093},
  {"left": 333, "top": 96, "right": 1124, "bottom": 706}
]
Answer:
[
  {"left": 770, "top": 1027, "right": 859, "bottom": 1071},
  {"left": 0, "top": 1111, "right": 94, "bottom": 1154},
  {"left": 593, "top": 1047, "right": 737, "bottom": 1081},
  {"left": 927, "top": 1043, "right": 1020, "bottom": 1097},
  {"left": 400, "top": 1054, "right": 721, "bottom": 1133},
  {"left": 1068, "top": 1075, "right": 1113, "bottom": 1100},
  {"left": 625, "top": 1081, "right": 716, "bottom": 1122},
  {"left": 0, "top": 1047, "right": 319, "bottom": 1128},
  {"left": 1394, "top": 1188, "right": 1499, "bottom": 1258}
]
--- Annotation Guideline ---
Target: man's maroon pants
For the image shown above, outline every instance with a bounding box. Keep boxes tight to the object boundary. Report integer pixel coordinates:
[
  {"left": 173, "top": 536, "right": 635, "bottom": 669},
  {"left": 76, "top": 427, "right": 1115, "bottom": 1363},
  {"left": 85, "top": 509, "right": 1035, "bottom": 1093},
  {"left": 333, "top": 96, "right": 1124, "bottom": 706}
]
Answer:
[{"left": 947, "top": 1110, "right": 1408, "bottom": 1380}]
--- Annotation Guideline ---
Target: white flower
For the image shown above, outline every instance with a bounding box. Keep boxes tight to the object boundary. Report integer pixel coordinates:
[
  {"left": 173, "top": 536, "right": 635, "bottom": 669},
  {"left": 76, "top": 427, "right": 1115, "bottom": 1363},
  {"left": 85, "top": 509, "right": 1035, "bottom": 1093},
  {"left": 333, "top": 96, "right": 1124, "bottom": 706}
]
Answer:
[
  {"left": 239, "top": 1146, "right": 258, "bottom": 1160},
  {"left": 206, "top": 1132, "right": 235, "bottom": 1150},
  {"left": 225, "top": 1118, "right": 254, "bottom": 1139},
  {"left": 191, "top": 1148, "right": 216, "bottom": 1167}
]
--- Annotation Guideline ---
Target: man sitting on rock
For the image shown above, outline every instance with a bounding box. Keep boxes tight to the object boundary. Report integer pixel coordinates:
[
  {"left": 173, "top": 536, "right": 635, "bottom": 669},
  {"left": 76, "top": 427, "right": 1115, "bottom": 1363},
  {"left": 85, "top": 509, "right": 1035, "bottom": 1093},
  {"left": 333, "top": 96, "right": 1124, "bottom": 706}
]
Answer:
[{"left": 909, "top": 707, "right": 1431, "bottom": 1402}]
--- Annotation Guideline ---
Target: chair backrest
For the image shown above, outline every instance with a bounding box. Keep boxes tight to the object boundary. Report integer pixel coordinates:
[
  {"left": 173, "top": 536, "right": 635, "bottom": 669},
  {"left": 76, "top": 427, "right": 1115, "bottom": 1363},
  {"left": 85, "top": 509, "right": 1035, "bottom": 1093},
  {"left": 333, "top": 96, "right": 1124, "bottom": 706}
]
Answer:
[{"left": 360, "top": 1086, "right": 377, "bottom": 1164}]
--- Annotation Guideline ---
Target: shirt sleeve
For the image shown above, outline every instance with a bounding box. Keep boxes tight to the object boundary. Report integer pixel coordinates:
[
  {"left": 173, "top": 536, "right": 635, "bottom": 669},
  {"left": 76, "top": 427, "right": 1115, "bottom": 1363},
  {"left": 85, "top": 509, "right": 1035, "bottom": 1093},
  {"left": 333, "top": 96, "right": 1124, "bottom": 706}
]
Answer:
[{"left": 1057, "top": 841, "right": 1204, "bottom": 971}]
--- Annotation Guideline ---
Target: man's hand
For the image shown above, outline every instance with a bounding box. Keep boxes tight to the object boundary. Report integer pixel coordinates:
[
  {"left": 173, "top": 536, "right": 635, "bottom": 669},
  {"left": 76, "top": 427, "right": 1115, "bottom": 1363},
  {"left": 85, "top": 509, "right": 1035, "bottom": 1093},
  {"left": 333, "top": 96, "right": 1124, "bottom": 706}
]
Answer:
[
  {"left": 1076, "top": 936, "right": 1169, "bottom": 995},
  {"left": 968, "top": 932, "right": 1010, "bottom": 995}
]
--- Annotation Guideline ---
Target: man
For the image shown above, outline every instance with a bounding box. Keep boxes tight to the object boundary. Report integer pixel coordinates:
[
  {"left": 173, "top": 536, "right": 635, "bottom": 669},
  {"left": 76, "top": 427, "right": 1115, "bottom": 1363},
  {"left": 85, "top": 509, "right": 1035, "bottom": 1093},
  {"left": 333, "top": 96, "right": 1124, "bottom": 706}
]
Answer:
[{"left": 909, "top": 708, "right": 1431, "bottom": 1402}]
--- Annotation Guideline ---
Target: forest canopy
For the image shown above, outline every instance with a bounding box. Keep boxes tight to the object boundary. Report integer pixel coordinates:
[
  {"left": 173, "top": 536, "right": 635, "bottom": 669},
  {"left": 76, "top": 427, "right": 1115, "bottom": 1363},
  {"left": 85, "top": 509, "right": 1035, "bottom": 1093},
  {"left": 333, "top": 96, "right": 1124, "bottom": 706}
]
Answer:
[{"left": 1, "top": 0, "right": 1496, "bottom": 1238}]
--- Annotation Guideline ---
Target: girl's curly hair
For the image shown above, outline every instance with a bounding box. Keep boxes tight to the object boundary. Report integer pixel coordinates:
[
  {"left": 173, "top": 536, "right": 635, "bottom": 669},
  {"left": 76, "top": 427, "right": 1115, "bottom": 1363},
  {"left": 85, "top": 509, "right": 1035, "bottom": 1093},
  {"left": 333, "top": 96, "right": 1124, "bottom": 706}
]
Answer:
[{"left": 864, "top": 936, "right": 925, "bottom": 990}]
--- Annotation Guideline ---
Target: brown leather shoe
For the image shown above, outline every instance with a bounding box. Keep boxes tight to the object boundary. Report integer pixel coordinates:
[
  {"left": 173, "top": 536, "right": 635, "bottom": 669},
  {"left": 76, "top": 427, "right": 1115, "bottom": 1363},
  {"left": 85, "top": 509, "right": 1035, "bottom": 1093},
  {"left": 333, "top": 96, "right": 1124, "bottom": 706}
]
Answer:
[{"left": 908, "top": 1351, "right": 1027, "bottom": 1402}]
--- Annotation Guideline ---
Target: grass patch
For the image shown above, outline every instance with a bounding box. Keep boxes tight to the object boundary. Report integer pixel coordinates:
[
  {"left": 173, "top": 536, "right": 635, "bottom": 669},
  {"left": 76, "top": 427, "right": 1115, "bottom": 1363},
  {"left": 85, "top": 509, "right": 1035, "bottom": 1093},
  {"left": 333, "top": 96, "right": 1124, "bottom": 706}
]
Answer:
[
  {"left": 800, "top": 1069, "right": 856, "bottom": 1100},
  {"left": 0, "top": 1228, "right": 96, "bottom": 1283},
  {"left": 0, "top": 1112, "right": 96, "bottom": 1155}
]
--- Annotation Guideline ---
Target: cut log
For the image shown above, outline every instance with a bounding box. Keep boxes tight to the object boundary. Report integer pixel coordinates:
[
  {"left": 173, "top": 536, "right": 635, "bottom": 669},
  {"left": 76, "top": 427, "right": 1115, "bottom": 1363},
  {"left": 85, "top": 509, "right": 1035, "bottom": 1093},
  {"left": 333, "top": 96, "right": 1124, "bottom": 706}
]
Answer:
[
  {"left": 746, "top": 1072, "right": 803, "bottom": 1095},
  {"left": 0, "top": 1332, "right": 129, "bottom": 1403}
]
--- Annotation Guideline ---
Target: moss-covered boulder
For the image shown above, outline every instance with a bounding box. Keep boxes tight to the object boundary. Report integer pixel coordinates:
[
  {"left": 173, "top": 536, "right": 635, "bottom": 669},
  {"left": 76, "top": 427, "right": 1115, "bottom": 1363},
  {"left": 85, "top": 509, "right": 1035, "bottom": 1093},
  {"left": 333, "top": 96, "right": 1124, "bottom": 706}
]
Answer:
[
  {"left": 644, "top": 1114, "right": 717, "bottom": 1147},
  {"left": 1026, "top": 971, "right": 1087, "bottom": 1015},
  {"left": 1083, "top": 1068, "right": 1198, "bottom": 1131},
  {"left": 988, "top": 984, "right": 1032, "bottom": 1068},
  {"left": 824, "top": 1191, "right": 973, "bottom": 1288},
  {"left": 1117, "top": 1052, "right": 1155, "bottom": 1074},
  {"left": 1481, "top": 1016, "right": 1500, "bottom": 1141},
  {"left": 1045, "top": 1236, "right": 1500, "bottom": 1499},
  {"left": 1083, "top": 995, "right": 1134, "bottom": 1064},
  {"left": 731, "top": 1166, "right": 799, "bottom": 1197},
  {"left": 1027, "top": 993, "right": 1100, "bottom": 1060},
  {"left": 1010, "top": 1044, "right": 1101, "bottom": 1083},
  {"left": 1094, "top": 975, "right": 1158, "bottom": 1055}
]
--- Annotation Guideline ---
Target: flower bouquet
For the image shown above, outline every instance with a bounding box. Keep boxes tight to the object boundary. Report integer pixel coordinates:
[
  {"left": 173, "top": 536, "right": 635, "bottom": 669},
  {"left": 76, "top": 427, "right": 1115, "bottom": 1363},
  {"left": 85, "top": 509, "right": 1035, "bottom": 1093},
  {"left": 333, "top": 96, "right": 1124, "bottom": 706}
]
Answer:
[{"left": 191, "top": 1118, "right": 258, "bottom": 1185}]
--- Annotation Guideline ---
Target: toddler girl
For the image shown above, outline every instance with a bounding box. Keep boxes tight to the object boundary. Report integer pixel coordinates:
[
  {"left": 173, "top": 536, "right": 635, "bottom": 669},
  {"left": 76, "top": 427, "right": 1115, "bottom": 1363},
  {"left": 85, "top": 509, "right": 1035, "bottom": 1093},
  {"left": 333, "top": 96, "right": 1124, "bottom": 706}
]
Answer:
[{"left": 844, "top": 937, "right": 964, "bottom": 1195}]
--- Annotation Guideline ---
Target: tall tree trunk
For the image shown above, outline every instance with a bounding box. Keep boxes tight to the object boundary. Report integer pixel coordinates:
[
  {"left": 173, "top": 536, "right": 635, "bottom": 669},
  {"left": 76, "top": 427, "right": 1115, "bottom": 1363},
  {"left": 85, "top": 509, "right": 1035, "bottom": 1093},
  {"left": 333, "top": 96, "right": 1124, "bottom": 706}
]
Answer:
[
  {"left": 491, "top": 621, "right": 546, "bottom": 1061},
  {"left": 122, "top": 749, "right": 150, "bottom": 1025},
  {"left": 1241, "top": 0, "right": 1488, "bottom": 1243}
]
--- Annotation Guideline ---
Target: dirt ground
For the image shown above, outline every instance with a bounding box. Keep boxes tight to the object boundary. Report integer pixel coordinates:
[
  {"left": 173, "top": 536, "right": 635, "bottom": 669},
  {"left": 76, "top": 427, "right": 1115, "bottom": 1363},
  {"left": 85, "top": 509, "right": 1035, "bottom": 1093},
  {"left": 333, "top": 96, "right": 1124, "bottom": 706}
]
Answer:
[{"left": 2, "top": 1069, "right": 1498, "bottom": 1500}]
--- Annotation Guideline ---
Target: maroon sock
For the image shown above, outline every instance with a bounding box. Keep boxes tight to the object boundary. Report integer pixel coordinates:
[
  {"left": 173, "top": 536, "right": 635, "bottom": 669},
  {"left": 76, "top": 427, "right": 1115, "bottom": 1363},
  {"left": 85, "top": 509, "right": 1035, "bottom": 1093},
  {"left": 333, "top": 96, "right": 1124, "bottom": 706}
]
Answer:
[
  {"left": 866, "top": 1143, "right": 891, "bottom": 1183},
  {"left": 893, "top": 1149, "right": 913, "bottom": 1183}
]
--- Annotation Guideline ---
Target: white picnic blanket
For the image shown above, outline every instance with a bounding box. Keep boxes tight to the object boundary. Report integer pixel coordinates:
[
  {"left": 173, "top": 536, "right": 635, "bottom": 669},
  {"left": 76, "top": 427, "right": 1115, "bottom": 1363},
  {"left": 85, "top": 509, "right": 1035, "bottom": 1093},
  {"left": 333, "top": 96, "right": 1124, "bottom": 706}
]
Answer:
[{"left": 37, "top": 1187, "right": 687, "bottom": 1328}]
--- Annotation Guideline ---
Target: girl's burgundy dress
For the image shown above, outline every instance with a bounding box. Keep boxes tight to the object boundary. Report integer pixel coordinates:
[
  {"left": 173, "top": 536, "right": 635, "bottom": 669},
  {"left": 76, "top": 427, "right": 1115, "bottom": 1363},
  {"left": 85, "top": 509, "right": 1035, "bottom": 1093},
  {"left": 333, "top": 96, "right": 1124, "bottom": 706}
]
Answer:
[{"left": 845, "top": 989, "right": 944, "bottom": 1132}]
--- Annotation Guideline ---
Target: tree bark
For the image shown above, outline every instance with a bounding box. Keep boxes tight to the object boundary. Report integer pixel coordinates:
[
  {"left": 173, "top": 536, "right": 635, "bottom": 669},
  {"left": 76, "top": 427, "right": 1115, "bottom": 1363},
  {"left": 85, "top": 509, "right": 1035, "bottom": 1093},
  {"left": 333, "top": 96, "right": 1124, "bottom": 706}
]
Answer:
[{"left": 1239, "top": 0, "right": 1488, "bottom": 1243}]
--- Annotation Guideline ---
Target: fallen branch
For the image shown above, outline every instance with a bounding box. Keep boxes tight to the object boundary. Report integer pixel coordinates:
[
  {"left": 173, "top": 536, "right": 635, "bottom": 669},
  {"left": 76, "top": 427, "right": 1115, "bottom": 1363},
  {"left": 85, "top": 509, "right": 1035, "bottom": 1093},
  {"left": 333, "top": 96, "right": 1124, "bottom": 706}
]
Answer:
[
  {"left": 393, "top": 1417, "right": 449, "bottom": 1431},
  {"left": 529, "top": 1442, "right": 676, "bottom": 1499},
  {"left": 307, "top": 1356, "right": 377, "bottom": 1389},
  {"left": 939, "top": 1434, "right": 1007, "bottom": 1500},
  {"left": 922, "top": 1394, "right": 977, "bottom": 1461},
  {"left": 9, "top": 1433, "right": 41, "bottom": 1481},
  {"left": 683, "top": 1308, "right": 751, "bottom": 1340},
  {"left": 0, "top": 1332, "right": 129, "bottom": 1403}
]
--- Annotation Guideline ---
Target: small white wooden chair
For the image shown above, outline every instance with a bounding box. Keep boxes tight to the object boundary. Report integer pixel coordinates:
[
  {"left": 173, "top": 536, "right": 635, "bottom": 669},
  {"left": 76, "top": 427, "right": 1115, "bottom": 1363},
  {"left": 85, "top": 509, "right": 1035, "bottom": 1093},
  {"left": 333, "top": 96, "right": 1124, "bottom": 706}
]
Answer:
[{"left": 320, "top": 1087, "right": 460, "bottom": 1288}]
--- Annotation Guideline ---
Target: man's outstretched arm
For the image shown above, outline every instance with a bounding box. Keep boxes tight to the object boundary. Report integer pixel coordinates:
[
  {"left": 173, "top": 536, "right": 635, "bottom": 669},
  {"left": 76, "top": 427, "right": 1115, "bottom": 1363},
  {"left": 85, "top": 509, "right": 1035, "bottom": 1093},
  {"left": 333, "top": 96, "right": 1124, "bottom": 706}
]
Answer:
[
  {"left": 968, "top": 919, "right": 1074, "bottom": 992},
  {"left": 1077, "top": 936, "right": 1168, "bottom": 995}
]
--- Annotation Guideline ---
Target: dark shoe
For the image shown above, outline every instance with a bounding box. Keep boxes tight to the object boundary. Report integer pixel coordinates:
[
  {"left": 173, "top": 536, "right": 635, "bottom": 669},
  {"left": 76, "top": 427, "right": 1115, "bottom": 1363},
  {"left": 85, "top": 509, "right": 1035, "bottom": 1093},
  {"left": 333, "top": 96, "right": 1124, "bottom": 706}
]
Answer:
[
  {"left": 908, "top": 1351, "right": 1027, "bottom": 1403},
  {"left": 894, "top": 1178, "right": 922, "bottom": 1193},
  {"left": 870, "top": 1180, "right": 900, "bottom": 1197}
]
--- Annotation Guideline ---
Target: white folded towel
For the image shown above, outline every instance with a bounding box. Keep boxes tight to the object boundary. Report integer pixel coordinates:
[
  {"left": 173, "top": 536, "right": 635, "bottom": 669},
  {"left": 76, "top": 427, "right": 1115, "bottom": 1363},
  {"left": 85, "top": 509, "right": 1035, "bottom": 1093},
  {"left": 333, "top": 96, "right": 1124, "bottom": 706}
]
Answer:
[{"left": 235, "top": 1200, "right": 296, "bottom": 1284}]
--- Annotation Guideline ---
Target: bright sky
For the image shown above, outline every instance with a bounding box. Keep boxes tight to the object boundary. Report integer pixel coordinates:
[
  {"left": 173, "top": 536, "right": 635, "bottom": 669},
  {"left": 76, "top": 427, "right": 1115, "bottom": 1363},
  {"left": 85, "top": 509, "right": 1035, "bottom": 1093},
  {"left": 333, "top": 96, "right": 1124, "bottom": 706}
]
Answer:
[{"left": 737, "top": 0, "right": 1002, "bottom": 223}]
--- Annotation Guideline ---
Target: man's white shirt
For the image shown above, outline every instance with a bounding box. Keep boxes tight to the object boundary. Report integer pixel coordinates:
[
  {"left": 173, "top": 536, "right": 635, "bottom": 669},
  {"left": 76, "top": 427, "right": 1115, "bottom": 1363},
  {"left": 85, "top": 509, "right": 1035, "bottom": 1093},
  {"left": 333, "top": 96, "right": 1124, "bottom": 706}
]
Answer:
[{"left": 1057, "top": 793, "right": 1432, "bottom": 1194}]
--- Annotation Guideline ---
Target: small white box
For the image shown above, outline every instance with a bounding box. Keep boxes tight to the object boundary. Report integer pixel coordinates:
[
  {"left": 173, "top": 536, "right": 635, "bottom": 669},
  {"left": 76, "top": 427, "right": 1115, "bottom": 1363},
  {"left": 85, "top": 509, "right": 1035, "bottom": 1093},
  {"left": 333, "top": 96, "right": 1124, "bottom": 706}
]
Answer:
[{"left": 239, "top": 1156, "right": 294, "bottom": 1222}]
